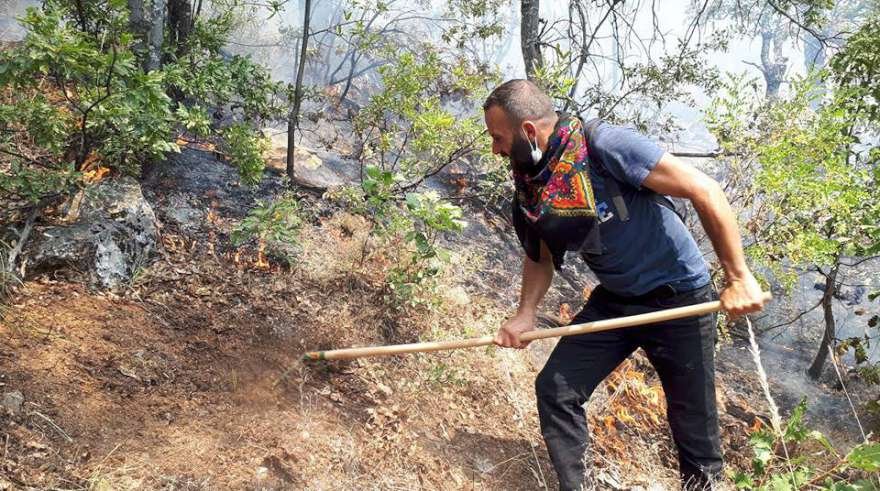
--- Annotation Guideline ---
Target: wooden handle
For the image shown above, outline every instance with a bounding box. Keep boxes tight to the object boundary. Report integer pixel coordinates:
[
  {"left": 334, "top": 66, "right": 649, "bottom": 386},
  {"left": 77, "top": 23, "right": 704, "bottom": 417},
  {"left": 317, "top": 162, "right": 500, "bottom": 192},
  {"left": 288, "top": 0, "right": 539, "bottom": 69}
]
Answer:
[{"left": 302, "top": 291, "right": 772, "bottom": 361}]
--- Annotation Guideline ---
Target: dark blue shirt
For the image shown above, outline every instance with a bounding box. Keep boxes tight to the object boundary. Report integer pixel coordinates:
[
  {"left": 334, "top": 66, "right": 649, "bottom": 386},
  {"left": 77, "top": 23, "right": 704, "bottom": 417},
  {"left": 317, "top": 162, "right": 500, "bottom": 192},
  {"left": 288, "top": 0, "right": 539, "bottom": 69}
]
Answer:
[{"left": 581, "top": 121, "right": 709, "bottom": 296}]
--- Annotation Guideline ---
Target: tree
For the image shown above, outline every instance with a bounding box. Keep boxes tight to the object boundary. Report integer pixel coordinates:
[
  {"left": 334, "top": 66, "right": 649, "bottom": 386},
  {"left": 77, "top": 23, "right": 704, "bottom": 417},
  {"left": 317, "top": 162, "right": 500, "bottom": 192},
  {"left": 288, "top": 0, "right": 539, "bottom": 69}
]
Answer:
[
  {"left": 167, "top": 0, "right": 194, "bottom": 59},
  {"left": 520, "top": 0, "right": 542, "bottom": 79},
  {"left": 511, "top": 0, "right": 727, "bottom": 131},
  {"left": 0, "top": 0, "right": 286, "bottom": 290},
  {"left": 707, "top": 69, "right": 880, "bottom": 379},
  {"left": 127, "top": 0, "right": 166, "bottom": 71},
  {"left": 286, "top": 0, "right": 311, "bottom": 187}
]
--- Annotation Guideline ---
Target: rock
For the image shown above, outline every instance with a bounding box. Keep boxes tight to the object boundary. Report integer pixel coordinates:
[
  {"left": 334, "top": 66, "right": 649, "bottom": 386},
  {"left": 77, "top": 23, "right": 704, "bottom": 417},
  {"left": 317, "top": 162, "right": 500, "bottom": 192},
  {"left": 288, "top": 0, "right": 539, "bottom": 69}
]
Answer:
[
  {"left": 28, "top": 177, "right": 160, "bottom": 289},
  {"left": 291, "top": 152, "right": 346, "bottom": 189},
  {"left": 2, "top": 390, "right": 23, "bottom": 416},
  {"left": 164, "top": 193, "right": 204, "bottom": 232},
  {"left": 265, "top": 132, "right": 357, "bottom": 190}
]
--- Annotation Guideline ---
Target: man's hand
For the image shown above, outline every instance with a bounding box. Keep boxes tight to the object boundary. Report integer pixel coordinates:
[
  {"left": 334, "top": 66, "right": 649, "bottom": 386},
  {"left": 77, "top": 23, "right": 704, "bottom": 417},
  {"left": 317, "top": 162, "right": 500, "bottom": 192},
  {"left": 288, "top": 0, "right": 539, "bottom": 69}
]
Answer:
[
  {"left": 494, "top": 312, "right": 537, "bottom": 349},
  {"left": 720, "top": 271, "right": 766, "bottom": 318}
]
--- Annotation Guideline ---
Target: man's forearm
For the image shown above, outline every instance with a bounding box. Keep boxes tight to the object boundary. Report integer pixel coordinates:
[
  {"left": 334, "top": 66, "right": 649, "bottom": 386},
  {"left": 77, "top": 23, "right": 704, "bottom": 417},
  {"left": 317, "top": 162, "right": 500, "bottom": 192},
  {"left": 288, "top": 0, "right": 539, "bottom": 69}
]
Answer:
[
  {"left": 518, "top": 246, "right": 554, "bottom": 316},
  {"left": 642, "top": 153, "right": 764, "bottom": 314},
  {"left": 691, "top": 180, "right": 750, "bottom": 281}
]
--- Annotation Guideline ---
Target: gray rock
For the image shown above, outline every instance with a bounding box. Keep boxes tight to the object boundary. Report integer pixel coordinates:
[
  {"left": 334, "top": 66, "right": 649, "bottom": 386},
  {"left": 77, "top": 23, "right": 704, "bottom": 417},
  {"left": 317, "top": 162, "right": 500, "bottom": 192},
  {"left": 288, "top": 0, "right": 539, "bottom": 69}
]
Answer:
[
  {"left": 1, "top": 390, "right": 23, "bottom": 416},
  {"left": 265, "top": 133, "right": 356, "bottom": 190},
  {"left": 164, "top": 194, "right": 204, "bottom": 232},
  {"left": 28, "top": 177, "right": 160, "bottom": 289},
  {"left": 291, "top": 154, "right": 346, "bottom": 190}
]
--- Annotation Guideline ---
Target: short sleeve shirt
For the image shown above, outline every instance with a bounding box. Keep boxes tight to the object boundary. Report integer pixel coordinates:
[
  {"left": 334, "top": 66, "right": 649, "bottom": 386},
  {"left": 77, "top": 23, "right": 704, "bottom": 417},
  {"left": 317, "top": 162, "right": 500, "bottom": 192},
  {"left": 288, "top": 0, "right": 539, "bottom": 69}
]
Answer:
[{"left": 579, "top": 120, "right": 710, "bottom": 296}]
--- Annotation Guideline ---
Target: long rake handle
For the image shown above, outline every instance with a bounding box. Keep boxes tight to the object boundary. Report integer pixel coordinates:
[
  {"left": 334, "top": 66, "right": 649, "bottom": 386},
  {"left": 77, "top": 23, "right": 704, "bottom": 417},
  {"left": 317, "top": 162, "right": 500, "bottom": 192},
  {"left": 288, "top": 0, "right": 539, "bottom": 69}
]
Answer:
[{"left": 302, "top": 291, "right": 772, "bottom": 361}]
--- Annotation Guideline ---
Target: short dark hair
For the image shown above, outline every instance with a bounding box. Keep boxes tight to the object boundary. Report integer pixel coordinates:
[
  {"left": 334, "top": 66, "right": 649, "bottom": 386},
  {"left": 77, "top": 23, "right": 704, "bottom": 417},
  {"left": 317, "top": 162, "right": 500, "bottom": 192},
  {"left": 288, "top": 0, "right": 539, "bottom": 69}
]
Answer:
[{"left": 482, "top": 79, "right": 556, "bottom": 123}]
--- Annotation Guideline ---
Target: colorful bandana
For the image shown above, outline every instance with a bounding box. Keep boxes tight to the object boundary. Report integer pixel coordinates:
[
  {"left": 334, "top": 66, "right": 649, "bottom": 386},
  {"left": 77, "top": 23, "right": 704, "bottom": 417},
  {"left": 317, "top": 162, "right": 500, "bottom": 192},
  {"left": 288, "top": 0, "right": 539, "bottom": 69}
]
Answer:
[{"left": 511, "top": 114, "right": 601, "bottom": 269}]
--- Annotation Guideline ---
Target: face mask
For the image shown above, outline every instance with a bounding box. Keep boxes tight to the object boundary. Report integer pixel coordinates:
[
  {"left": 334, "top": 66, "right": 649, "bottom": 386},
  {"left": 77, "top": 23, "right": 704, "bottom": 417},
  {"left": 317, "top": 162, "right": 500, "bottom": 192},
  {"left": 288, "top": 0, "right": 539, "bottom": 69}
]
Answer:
[{"left": 523, "top": 127, "right": 542, "bottom": 164}]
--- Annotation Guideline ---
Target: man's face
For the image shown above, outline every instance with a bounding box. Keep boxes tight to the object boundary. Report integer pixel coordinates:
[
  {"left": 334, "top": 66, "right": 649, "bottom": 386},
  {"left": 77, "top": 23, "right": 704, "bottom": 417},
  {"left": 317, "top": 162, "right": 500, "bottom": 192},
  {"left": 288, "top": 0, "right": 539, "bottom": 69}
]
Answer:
[{"left": 484, "top": 105, "right": 534, "bottom": 172}]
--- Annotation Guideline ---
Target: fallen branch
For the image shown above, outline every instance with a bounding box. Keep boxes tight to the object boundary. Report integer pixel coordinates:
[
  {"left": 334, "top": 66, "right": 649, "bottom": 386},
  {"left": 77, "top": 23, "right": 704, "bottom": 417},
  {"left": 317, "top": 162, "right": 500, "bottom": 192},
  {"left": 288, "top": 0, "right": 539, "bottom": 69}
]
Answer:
[
  {"left": 5, "top": 203, "right": 41, "bottom": 275},
  {"left": 29, "top": 410, "right": 73, "bottom": 443}
]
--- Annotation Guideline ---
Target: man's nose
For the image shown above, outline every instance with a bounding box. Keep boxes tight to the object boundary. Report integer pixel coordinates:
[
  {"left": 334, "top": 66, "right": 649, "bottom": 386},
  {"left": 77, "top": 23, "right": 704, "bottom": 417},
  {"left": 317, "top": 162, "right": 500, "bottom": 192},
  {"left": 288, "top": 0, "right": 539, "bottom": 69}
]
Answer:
[{"left": 492, "top": 142, "right": 503, "bottom": 156}]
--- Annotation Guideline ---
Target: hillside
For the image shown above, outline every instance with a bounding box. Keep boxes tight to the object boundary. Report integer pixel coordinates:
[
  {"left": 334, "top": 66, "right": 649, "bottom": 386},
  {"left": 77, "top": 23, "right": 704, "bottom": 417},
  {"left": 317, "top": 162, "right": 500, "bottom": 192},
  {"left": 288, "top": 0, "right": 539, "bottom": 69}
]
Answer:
[{"left": 0, "top": 146, "right": 781, "bottom": 490}]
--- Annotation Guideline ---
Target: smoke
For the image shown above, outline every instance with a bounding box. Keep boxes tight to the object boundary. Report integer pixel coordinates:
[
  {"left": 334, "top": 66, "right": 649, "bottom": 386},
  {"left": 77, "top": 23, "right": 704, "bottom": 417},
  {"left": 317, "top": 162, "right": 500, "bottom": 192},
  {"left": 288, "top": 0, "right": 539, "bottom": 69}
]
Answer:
[{"left": 0, "top": 0, "right": 38, "bottom": 41}]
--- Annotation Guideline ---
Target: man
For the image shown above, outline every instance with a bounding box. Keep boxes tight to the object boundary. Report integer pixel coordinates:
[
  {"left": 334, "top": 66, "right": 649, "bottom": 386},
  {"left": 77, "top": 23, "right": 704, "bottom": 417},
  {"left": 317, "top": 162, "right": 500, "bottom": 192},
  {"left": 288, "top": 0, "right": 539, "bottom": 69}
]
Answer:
[{"left": 483, "top": 79, "right": 766, "bottom": 490}]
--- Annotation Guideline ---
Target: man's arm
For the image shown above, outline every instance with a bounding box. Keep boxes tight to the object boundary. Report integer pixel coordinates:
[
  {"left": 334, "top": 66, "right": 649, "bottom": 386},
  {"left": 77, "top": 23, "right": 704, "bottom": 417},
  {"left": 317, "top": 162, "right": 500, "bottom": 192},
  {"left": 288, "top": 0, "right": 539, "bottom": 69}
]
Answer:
[
  {"left": 494, "top": 240, "right": 554, "bottom": 348},
  {"left": 642, "top": 152, "right": 765, "bottom": 317}
]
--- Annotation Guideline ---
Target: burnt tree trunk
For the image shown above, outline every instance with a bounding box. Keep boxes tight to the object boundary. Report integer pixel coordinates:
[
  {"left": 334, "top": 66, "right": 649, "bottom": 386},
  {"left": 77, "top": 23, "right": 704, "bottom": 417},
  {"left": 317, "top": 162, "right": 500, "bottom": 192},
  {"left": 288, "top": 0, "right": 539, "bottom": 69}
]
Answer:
[
  {"left": 520, "top": 0, "right": 543, "bottom": 80},
  {"left": 167, "top": 0, "right": 193, "bottom": 59},
  {"left": 287, "top": 0, "right": 313, "bottom": 187},
  {"left": 807, "top": 263, "right": 840, "bottom": 379}
]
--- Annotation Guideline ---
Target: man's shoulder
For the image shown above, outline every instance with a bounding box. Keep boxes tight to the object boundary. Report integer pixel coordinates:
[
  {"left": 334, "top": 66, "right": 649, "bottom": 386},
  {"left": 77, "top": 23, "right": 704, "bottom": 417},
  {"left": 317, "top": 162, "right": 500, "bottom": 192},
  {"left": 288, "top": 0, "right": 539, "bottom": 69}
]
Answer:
[{"left": 588, "top": 120, "right": 645, "bottom": 148}]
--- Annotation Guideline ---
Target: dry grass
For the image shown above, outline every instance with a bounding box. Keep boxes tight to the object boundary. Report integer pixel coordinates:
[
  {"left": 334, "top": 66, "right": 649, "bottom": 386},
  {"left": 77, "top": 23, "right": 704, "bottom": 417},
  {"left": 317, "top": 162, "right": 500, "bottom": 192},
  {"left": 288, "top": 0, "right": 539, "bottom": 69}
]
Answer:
[{"left": 0, "top": 197, "right": 760, "bottom": 490}]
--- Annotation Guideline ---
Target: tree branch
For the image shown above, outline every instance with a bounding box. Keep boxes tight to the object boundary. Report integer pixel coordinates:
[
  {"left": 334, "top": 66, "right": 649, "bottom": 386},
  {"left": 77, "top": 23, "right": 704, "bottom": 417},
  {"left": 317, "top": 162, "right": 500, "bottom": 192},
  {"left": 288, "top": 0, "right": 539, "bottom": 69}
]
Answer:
[
  {"left": 765, "top": 0, "right": 829, "bottom": 45},
  {"left": 764, "top": 296, "right": 824, "bottom": 336},
  {"left": 840, "top": 255, "right": 880, "bottom": 268}
]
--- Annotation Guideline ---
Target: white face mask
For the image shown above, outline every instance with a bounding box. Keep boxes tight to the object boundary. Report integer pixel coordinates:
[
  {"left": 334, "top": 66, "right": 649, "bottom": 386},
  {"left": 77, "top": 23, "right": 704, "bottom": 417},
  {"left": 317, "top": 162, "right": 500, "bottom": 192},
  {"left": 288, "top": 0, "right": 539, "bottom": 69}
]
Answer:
[{"left": 523, "top": 127, "right": 542, "bottom": 164}]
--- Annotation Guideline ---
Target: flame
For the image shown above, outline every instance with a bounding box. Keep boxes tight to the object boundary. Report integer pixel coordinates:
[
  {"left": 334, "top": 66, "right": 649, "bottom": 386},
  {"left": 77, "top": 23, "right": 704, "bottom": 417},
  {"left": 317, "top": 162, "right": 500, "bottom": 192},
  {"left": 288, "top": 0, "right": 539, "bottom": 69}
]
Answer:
[
  {"left": 256, "top": 240, "right": 269, "bottom": 269},
  {"left": 82, "top": 165, "right": 110, "bottom": 183}
]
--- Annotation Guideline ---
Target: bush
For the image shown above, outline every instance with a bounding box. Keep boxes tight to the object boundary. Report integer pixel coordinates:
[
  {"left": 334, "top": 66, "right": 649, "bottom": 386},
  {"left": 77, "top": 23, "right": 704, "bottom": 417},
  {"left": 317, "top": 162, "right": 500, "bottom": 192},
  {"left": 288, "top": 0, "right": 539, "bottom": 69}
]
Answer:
[
  {"left": 0, "top": 3, "right": 175, "bottom": 202},
  {"left": 0, "top": 1, "right": 286, "bottom": 207},
  {"left": 733, "top": 399, "right": 880, "bottom": 488},
  {"left": 220, "top": 123, "right": 270, "bottom": 186},
  {"left": 232, "top": 194, "right": 302, "bottom": 267}
]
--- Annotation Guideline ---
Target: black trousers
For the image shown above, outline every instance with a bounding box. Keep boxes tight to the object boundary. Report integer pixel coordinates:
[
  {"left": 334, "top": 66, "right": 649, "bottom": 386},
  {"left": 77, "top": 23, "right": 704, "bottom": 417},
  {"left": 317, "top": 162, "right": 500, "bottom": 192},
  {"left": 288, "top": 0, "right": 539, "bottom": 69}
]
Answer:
[{"left": 535, "top": 284, "right": 722, "bottom": 490}]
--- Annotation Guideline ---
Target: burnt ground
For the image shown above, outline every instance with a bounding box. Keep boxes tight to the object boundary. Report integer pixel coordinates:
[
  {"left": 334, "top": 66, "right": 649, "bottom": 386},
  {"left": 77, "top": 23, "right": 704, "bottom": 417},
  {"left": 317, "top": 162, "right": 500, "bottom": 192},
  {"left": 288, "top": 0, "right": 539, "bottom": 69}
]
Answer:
[{"left": 0, "top": 147, "right": 863, "bottom": 490}]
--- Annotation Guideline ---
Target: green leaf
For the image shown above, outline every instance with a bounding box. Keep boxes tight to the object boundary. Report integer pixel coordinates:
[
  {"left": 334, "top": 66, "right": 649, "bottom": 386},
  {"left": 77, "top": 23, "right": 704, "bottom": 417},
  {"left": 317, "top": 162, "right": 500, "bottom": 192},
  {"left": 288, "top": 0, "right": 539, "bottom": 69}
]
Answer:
[
  {"left": 847, "top": 443, "right": 880, "bottom": 472},
  {"left": 807, "top": 430, "right": 835, "bottom": 453},
  {"left": 784, "top": 398, "right": 809, "bottom": 442},
  {"left": 750, "top": 430, "right": 775, "bottom": 474},
  {"left": 732, "top": 472, "right": 754, "bottom": 489}
]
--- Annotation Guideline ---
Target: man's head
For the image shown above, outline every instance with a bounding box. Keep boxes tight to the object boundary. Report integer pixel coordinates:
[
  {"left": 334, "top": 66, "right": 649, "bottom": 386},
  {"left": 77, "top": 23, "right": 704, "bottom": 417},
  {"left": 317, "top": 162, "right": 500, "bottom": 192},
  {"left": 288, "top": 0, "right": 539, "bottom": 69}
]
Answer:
[{"left": 483, "top": 79, "right": 558, "bottom": 170}]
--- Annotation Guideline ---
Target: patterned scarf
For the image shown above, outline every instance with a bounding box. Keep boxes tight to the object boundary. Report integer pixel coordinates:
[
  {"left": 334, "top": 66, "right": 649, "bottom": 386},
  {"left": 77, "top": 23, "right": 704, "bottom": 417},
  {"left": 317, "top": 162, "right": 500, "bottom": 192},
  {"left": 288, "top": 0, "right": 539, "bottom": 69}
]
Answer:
[{"left": 512, "top": 114, "right": 601, "bottom": 269}]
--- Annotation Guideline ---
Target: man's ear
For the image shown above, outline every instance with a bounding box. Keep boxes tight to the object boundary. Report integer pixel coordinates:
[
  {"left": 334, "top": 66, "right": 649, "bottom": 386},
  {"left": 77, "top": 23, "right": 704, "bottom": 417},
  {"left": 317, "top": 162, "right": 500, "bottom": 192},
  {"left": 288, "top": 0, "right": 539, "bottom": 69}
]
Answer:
[{"left": 521, "top": 120, "right": 537, "bottom": 140}]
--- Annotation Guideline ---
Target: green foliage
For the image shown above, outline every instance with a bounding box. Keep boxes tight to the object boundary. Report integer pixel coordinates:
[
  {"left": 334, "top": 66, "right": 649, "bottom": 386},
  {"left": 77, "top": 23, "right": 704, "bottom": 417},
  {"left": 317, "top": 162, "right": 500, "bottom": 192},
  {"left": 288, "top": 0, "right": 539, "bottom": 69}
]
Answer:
[
  {"left": 0, "top": 3, "right": 175, "bottom": 201},
  {"left": 733, "top": 399, "right": 879, "bottom": 489},
  {"left": 174, "top": 105, "right": 211, "bottom": 137},
  {"left": 531, "top": 54, "right": 578, "bottom": 104},
  {"left": 341, "top": 46, "right": 493, "bottom": 306},
  {"left": 385, "top": 188, "right": 467, "bottom": 307},
  {"left": 707, "top": 72, "right": 880, "bottom": 289},
  {"left": 163, "top": 12, "right": 287, "bottom": 124},
  {"left": 354, "top": 48, "right": 497, "bottom": 187},
  {"left": 361, "top": 165, "right": 399, "bottom": 210},
  {"left": 847, "top": 443, "right": 880, "bottom": 472},
  {"left": 0, "top": 1, "right": 285, "bottom": 207},
  {"left": 232, "top": 194, "right": 302, "bottom": 265},
  {"left": 831, "top": 14, "right": 880, "bottom": 122},
  {"left": 440, "top": 0, "right": 507, "bottom": 49},
  {"left": 219, "top": 123, "right": 270, "bottom": 186},
  {"left": 339, "top": 164, "right": 468, "bottom": 307}
]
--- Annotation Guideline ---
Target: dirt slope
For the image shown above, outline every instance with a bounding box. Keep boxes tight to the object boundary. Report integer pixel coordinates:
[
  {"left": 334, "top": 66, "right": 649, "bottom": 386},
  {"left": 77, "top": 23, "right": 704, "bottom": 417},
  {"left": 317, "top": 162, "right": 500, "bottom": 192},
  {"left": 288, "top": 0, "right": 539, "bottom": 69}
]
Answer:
[{"left": 0, "top": 151, "right": 767, "bottom": 490}]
